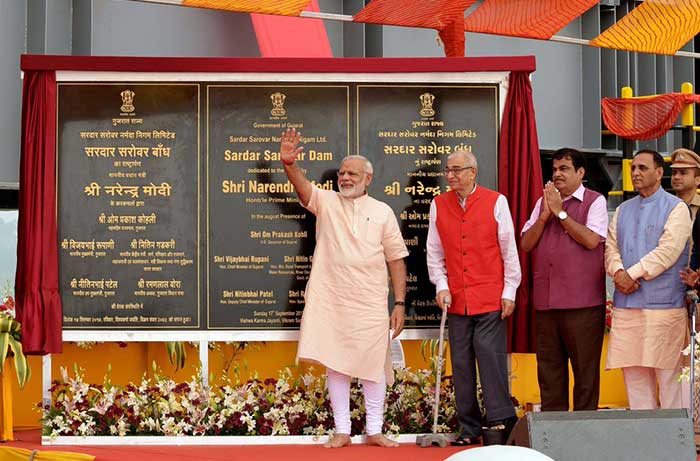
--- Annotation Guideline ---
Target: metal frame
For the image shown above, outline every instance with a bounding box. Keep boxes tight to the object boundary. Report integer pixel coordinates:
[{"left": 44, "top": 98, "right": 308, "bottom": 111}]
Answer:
[{"left": 43, "top": 65, "right": 511, "bottom": 445}]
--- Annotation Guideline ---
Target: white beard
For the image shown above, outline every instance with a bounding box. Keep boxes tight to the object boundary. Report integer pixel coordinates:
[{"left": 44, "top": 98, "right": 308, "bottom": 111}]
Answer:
[{"left": 339, "top": 183, "right": 366, "bottom": 198}]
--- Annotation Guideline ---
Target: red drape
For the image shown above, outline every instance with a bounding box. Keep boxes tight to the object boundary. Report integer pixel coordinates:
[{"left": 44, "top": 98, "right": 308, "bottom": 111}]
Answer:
[
  {"left": 499, "top": 71, "right": 542, "bottom": 353},
  {"left": 15, "top": 70, "right": 62, "bottom": 355}
]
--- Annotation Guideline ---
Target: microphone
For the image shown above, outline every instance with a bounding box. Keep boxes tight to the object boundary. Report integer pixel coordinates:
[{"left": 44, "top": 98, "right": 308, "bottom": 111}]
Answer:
[{"left": 687, "top": 289, "right": 699, "bottom": 304}]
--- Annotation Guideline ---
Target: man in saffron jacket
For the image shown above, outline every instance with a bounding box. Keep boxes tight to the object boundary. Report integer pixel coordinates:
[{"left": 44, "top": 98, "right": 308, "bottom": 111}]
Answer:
[
  {"left": 521, "top": 148, "right": 608, "bottom": 411},
  {"left": 606, "top": 149, "right": 691, "bottom": 409},
  {"left": 427, "top": 150, "right": 521, "bottom": 446}
]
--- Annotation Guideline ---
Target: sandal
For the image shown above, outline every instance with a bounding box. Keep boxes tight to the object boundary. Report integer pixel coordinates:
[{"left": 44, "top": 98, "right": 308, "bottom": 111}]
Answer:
[
  {"left": 485, "top": 416, "right": 518, "bottom": 435},
  {"left": 450, "top": 435, "right": 482, "bottom": 446}
]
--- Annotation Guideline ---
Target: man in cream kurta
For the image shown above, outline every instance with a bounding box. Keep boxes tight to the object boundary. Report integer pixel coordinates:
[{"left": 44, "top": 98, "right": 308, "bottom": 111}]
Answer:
[
  {"left": 605, "top": 150, "right": 691, "bottom": 410},
  {"left": 279, "top": 128, "right": 408, "bottom": 448}
]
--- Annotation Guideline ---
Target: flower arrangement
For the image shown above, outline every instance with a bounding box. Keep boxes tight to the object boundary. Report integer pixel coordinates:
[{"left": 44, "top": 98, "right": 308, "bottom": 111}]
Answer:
[
  {"left": 40, "top": 364, "right": 460, "bottom": 439},
  {"left": 605, "top": 299, "right": 614, "bottom": 332},
  {"left": 0, "top": 283, "right": 30, "bottom": 388},
  {"left": 0, "top": 288, "right": 15, "bottom": 319}
]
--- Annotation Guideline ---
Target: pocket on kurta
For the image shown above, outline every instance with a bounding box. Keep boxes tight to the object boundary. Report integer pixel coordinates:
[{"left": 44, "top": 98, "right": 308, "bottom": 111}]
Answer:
[{"left": 364, "top": 220, "right": 383, "bottom": 245}]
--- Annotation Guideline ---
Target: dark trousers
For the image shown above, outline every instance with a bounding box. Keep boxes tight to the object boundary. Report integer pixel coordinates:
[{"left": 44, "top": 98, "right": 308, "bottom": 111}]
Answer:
[
  {"left": 535, "top": 305, "right": 605, "bottom": 411},
  {"left": 448, "top": 311, "right": 515, "bottom": 437}
]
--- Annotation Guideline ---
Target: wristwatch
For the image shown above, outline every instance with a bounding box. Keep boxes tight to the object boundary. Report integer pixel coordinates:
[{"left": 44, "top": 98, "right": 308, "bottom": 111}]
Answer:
[{"left": 557, "top": 210, "right": 568, "bottom": 221}]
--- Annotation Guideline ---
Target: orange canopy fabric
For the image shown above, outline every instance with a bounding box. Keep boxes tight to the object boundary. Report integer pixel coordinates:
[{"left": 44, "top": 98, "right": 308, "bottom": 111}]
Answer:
[
  {"left": 250, "top": 0, "right": 332, "bottom": 57},
  {"left": 602, "top": 93, "right": 700, "bottom": 141},
  {"left": 463, "top": 0, "right": 598, "bottom": 40},
  {"left": 353, "top": 0, "right": 476, "bottom": 30},
  {"left": 182, "top": 0, "right": 312, "bottom": 16},
  {"left": 590, "top": 0, "right": 700, "bottom": 55}
]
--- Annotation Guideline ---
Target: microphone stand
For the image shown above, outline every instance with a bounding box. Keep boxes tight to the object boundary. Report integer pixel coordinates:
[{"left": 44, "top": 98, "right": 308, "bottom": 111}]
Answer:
[{"left": 688, "top": 289, "right": 698, "bottom": 424}]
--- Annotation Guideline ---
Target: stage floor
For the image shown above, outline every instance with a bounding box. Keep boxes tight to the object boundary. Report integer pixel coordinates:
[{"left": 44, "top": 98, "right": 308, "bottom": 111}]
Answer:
[
  {"left": 2, "top": 430, "right": 472, "bottom": 461},
  {"left": 7, "top": 430, "right": 699, "bottom": 460}
]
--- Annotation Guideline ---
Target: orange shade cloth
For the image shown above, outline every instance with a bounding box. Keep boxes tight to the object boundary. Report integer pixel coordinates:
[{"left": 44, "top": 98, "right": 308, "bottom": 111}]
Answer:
[
  {"left": 439, "top": 17, "right": 466, "bottom": 57},
  {"left": 463, "top": 0, "right": 598, "bottom": 40},
  {"left": 182, "top": 0, "right": 311, "bottom": 16},
  {"left": 590, "top": 0, "right": 700, "bottom": 55},
  {"left": 250, "top": 0, "right": 332, "bottom": 57},
  {"left": 602, "top": 93, "right": 700, "bottom": 141},
  {"left": 353, "top": 0, "right": 476, "bottom": 30}
]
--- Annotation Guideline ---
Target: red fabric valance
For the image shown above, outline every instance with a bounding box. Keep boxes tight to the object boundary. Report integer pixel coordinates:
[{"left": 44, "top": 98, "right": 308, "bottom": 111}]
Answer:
[{"left": 20, "top": 55, "right": 536, "bottom": 74}]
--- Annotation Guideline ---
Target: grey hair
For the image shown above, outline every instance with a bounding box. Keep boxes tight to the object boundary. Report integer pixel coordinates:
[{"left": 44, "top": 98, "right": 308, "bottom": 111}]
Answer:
[
  {"left": 341, "top": 155, "right": 374, "bottom": 174},
  {"left": 448, "top": 150, "right": 478, "bottom": 169}
]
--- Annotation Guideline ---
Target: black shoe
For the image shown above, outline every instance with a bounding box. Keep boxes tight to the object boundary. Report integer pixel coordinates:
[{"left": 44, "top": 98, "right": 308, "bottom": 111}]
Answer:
[
  {"left": 486, "top": 415, "right": 517, "bottom": 431},
  {"left": 482, "top": 415, "right": 518, "bottom": 445},
  {"left": 450, "top": 435, "right": 482, "bottom": 446}
]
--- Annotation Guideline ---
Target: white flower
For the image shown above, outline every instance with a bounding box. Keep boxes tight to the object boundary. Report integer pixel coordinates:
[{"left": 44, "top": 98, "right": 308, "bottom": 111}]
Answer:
[
  {"left": 302, "top": 374, "right": 316, "bottom": 387},
  {"left": 161, "top": 417, "right": 179, "bottom": 436}
]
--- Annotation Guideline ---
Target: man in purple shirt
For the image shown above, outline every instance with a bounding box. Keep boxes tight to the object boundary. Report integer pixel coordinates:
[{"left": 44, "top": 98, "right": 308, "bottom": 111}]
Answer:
[{"left": 521, "top": 148, "right": 608, "bottom": 411}]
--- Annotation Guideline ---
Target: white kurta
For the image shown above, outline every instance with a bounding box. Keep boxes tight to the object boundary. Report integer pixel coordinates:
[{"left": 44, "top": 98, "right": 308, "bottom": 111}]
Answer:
[{"left": 296, "top": 187, "right": 408, "bottom": 384}]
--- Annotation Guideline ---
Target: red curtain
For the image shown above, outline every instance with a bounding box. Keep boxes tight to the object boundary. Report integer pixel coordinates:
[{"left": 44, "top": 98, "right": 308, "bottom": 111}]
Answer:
[
  {"left": 499, "top": 71, "right": 542, "bottom": 353},
  {"left": 15, "top": 70, "right": 62, "bottom": 355}
]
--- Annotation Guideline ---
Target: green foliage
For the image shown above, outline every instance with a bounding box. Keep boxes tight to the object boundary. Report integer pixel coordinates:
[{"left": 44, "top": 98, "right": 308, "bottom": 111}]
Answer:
[
  {"left": 165, "top": 341, "right": 186, "bottom": 371},
  {"left": 0, "top": 315, "right": 30, "bottom": 388}
]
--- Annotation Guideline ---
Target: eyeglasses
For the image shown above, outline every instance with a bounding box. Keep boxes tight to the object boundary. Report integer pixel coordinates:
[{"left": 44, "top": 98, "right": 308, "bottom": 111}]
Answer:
[
  {"left": 444, "top": 166, "right": 473, "bottom": 175},
  {"left": 337, "top": 170, "right": 364, "bottom": 179}
]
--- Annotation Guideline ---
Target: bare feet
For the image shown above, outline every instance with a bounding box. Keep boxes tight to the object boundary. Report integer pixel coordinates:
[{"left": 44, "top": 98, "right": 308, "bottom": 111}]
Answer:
[
  {"left": 367, "top": 433, "right": 399, "bottom": 447},
  {"left": 324, "top": 433, "right": 351, "bottom": 448}
]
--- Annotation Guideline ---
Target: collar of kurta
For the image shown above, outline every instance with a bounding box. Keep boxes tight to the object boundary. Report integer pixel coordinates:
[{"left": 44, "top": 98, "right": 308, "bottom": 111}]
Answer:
[
  {"left": 563, "top": 183, "right": 586, "bottom": 202},
  {"left": 339, "top": 191, "right": 370, "bottom": 204},
  {"left": 639, "top": 186, "right": 664, "bottom": 204},
  {"left": 456, "top": 183, "right": 478, "bottom": 207}
]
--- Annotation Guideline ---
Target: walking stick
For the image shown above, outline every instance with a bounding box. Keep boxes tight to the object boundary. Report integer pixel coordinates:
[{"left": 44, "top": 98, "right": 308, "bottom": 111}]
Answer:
[
  {"left": 417, "top": 296, "right": 450, "bottom": 448},
  {"left": 688, "top": 289, "right": 698, "bottom": 424}
]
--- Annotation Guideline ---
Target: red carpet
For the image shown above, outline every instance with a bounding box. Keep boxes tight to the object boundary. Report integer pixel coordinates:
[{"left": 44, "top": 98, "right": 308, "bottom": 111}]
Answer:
[
  {"left": 5, "top": 430, "right": 700, "bottom": 460},
  {"left": 2, "top": 430, "right": 472, "bottom": 461}
]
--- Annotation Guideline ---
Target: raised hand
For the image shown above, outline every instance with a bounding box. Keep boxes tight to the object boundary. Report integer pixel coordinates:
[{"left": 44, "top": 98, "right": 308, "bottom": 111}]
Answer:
[{"left": 280, "top": 128, "right": 303, "bottom": 165}]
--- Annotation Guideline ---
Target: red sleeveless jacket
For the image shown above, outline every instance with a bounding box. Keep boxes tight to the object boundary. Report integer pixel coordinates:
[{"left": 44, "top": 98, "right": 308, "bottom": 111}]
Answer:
[{"left": 435, "top": 187, "right": 504, "bottom": 316}]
